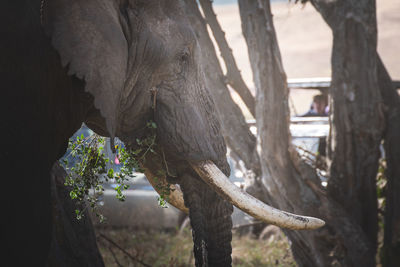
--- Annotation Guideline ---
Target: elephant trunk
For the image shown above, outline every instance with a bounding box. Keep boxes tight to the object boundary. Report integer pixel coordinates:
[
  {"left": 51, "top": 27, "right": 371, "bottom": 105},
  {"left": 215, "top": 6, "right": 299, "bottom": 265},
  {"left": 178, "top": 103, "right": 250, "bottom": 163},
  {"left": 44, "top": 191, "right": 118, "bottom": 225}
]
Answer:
[{"left": 180, "top": 172, "right": 233, "bottom": 267}]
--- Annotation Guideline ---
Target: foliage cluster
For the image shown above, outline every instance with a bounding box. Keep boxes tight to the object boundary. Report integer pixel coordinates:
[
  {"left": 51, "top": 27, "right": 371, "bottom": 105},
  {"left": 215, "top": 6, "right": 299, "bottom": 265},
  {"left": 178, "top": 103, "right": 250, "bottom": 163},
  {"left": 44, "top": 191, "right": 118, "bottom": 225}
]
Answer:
[{"left": 61, "top": 121, "right": 172, "bottom": 221}]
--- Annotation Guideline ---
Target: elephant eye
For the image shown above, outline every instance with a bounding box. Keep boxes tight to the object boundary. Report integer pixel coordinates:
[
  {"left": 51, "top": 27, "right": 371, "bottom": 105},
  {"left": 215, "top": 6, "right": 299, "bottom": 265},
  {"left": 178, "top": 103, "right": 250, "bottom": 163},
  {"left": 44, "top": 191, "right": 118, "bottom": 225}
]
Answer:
[
  {"left": 179, "top": 48, "right": 190, "bottom": 63},
  {"left": 180, "top": 53, "right": 189, "bottom": 62},
  {"left": 176, "top": 48, "right": 190, "bottom": 76}
]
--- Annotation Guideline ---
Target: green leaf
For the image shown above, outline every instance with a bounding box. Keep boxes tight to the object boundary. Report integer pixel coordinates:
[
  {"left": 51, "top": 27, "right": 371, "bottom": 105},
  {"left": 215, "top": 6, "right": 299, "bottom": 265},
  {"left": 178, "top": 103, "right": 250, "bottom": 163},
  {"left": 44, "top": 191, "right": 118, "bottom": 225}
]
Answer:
[
  {"left": 70, "top": 191, "right": 78, "bottom": 199},
  {"left": 107, "top": 168, "right": 114, "bottom": 178}
]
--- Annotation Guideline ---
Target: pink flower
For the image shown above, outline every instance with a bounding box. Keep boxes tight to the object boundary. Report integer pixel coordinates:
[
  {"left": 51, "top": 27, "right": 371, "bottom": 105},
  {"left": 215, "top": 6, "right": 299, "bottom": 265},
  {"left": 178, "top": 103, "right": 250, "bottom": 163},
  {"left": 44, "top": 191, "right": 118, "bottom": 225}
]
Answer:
[{"left": 114, "top": 155, "right": 120, "bottom": 165}]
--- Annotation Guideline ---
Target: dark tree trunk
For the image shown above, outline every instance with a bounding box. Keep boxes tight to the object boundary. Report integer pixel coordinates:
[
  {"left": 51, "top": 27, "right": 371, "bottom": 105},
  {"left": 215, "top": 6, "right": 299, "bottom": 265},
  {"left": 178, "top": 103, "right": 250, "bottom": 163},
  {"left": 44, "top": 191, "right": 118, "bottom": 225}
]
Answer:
[
  {"left": 0, "top": 2, "right": 94, "bottom": 264},
  {"left": 47, "top": 163, "right": 104, "bottom": 267},
  {"left": 377, "top": 57, "right": 400, "bottom": 267},
  {"left": 237, "top": 0, "right": 383, "bottom": 266},
  {"left": 315, "top": 0, "right": 382, "bottom": 250},
  {"left": 309, "top": 1, "right": 400, "bottom": 266}
]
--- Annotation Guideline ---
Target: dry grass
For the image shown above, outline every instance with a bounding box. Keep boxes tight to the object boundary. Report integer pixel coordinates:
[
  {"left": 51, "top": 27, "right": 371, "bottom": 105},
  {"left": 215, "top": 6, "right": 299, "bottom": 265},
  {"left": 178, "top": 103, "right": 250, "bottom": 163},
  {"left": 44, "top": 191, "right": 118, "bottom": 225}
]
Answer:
[
  {"left": 231, "top": 230, "right": 295, "bottom": 267},
  {"left": 95, "top": 226, "right": 296, "bottom": 267}
]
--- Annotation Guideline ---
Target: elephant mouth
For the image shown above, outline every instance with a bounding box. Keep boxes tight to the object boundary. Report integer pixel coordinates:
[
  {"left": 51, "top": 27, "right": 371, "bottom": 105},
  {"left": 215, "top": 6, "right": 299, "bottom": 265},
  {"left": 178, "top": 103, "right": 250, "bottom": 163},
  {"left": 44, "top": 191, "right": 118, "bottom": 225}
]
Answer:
[{"left": 145, "top": 159, "right": 325, "bottom": 230}]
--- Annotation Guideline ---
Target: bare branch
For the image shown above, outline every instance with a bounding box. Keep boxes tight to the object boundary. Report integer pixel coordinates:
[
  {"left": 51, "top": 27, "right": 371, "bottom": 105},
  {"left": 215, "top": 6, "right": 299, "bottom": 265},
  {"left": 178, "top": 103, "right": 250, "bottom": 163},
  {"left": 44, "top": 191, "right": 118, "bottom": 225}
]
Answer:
[
  {"left": 198, "top": 0, "right": 255, "bottom": 117},
  {"left": 98, "top": 233, "right": 152, "bottom": 267}
]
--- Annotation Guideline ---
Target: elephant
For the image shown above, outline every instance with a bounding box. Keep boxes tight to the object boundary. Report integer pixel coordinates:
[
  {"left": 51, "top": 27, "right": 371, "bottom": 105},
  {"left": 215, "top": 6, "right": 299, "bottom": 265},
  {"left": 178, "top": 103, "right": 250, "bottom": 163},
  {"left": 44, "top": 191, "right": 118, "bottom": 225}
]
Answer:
[{"left": 0, "top": 0, "right": 324, "bottom": 266}]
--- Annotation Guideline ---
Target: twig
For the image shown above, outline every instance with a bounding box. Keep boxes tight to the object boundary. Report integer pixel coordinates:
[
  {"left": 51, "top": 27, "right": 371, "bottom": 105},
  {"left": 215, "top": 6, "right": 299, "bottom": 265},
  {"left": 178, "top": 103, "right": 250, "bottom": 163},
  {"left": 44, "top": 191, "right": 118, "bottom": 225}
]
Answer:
[
  {"left": 107, "top": 246, "right": 123, "bottom": 267},
  {"left": 150, "top": 87, "right": 157, "bottom": 111},
  {"left": 188, "top": 250, "right": 194, "bottom": 266},
  {"left": 301, "top": 154, "right": 316, "bottom": 165},
  {"left": 162, "top": 149, "right": 177, "bottom": 178},
  {"left": 179, "top": 216, "right": 191, "bottom": 235},
  {"left": 199, "top": 0, "right": 255, "bottom": 117},
  {"left": 98, "top": 233, "right": 152, "bottom": 267},
  {"left": 289, "top": 94, "right": 298, "bottom": 116},
  {"left": 140, "top": 137, "right": 155, "bottom": 159},
  {"left": 293, "top": 145, "right": 318, "bottom": 158},
  {"left": 40, "top": 0, "right": 45, "bottom": 25},
  {"left": 62, "top": 134, "right": 96, "bottom": 160}
]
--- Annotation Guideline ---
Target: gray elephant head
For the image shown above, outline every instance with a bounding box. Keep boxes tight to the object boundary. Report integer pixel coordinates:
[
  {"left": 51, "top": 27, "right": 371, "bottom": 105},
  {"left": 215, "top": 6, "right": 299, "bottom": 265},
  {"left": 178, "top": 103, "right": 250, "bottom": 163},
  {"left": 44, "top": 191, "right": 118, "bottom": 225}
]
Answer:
[
  {"left": 43, "top": 1, "right": 232, "bottom": 265},
  {"left": 40, "top": 0, "right": 324, "bottom": 265},
  {"left": 45, "top": 0, "right": 226, "bottom": 164}
]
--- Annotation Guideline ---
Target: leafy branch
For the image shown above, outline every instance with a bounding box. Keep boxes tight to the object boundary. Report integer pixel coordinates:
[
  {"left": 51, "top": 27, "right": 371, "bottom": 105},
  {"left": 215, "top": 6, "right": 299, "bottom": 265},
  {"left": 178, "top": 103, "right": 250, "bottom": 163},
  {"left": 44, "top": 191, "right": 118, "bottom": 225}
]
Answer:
[{"left": 61, "top": 121, "right": 173, "bottom": 221}]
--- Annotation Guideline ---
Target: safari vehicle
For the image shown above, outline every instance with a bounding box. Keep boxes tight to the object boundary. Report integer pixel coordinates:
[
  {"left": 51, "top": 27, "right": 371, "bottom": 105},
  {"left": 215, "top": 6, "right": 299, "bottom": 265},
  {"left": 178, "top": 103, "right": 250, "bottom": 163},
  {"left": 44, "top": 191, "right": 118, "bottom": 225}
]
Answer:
[{"left": 247, "top": 116, "right": 330, "bottom": 184}]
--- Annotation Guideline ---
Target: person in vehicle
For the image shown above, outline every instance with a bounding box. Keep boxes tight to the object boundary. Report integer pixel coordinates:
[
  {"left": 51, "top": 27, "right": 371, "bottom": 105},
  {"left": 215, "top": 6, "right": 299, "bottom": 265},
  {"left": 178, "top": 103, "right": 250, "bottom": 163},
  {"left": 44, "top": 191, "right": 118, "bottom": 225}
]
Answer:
[{"left": 301, "top": 94, "right": 329, "bottom": 117}]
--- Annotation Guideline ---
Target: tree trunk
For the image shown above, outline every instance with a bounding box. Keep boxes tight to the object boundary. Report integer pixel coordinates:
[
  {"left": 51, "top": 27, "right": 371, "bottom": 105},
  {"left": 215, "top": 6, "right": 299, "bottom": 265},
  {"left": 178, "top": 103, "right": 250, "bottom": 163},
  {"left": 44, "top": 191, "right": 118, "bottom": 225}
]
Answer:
[
  {"left": 238, "top": 0, "right": 383, "bottom": 266},
  {"left": 47, "top": 163, "right": 104, "bottom": 267},
  {"left": 318, "top": 0, "right": 382, "bottom": 249},
  {"left": 309, "top": 1, "right": 400, "bottom": 266},
  {"left": 377, "top": 57, "right": 400, "bottom": 267}
]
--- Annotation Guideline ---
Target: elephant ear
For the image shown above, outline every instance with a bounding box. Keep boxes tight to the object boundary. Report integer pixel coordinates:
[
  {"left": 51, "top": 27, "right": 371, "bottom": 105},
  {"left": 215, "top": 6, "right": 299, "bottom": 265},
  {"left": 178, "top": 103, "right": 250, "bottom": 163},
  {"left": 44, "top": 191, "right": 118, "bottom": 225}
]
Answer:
[{"left": 43, "top": 0, "right": 128, "bottom": 139}]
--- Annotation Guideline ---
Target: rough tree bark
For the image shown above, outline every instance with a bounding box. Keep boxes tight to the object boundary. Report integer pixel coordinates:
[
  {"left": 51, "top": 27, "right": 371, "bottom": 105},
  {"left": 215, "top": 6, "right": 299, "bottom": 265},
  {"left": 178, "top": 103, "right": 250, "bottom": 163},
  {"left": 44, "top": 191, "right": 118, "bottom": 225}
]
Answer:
[
  {"left": 377, "top": 57, "right": 400, "bottom": 267},
  {"left": 48, "top": 162, "right": 104, "bottom": 267},
  {"left": 237, "top": 0, "right": 383, "bottom": 266},
  {"left": 307, "top": 1, "right": 400, "bottom": 266},
  {"left": 310, "top": 0, "right": 383, "bottom": 249}
]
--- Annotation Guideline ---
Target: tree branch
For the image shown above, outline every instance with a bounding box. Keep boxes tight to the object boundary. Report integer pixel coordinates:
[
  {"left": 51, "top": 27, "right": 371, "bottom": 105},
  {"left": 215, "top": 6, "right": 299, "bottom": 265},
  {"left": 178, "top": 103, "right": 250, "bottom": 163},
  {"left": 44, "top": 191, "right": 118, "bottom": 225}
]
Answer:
[
  {"left": 98, "top": 233, "right": 151, "bottom": 267},
  {"left": 198, "top": 0, "right": 256, "bottom": 118}
]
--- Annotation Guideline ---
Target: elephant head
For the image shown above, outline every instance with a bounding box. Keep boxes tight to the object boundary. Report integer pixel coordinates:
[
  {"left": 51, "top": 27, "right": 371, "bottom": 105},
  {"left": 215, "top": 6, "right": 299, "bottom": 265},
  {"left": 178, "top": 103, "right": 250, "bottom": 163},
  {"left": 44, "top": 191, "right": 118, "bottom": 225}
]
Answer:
[{"left": 42, "top": 0, "right": 324, "bottom": 265}]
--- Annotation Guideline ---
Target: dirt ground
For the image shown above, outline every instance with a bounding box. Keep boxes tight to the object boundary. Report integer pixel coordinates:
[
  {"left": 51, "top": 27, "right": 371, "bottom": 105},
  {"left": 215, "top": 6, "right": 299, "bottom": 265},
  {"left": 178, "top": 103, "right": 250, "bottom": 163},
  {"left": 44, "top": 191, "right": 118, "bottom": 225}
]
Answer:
[{"left": 211, "top": 0, "right": 400, "bottom": 116}]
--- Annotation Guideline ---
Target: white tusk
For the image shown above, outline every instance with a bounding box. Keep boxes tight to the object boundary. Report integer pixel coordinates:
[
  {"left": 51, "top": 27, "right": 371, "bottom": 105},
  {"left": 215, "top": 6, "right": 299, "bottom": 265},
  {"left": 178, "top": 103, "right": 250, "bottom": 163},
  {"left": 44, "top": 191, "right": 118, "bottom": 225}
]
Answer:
[
  {"left": 190, "top": 160, "right": 325, "bottom": 230},
  {"left": 144, "top": 169, "right": 189, "bottom": 214}
]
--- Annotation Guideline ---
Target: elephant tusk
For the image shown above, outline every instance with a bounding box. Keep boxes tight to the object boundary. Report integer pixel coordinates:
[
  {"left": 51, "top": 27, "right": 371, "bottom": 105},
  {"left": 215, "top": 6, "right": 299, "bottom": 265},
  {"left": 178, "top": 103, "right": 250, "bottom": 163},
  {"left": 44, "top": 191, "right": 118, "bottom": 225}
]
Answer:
[
  {"left": 144, "top": 169, "right": 189, "bottom": 214},
  {"left": 190, "top": 160, "right": 325, "bottom": 230}
]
